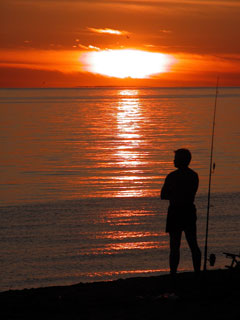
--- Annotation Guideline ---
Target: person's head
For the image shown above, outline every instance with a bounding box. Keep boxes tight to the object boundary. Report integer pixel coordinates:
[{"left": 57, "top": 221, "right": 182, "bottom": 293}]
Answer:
[{"left": 174, "top": 148, "right": 192, "bottom": 168}]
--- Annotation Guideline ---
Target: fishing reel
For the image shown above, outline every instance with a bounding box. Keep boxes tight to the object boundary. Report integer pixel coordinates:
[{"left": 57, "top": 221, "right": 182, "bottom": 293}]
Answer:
[{"left": 208, "top": 253, "right": 216, "bottom": 267}]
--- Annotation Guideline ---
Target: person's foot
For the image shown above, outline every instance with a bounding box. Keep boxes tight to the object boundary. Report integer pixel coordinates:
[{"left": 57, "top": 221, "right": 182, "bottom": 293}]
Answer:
[{"left": 169, "top": 272, "right": 178, "bottom": 293}]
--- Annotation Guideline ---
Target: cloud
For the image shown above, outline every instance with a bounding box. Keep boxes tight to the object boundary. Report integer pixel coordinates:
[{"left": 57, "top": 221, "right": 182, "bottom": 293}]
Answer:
[
  {"left": 0, "top": 49, "right": 86, "bottom": 73},
  {"left": 159, "top": 29, "right": 172, "bottom": 34},
  {"left": 77, "top": 44, "right": 101, "bottom": 51},
  {"left": 87, "top": 27, "right": 130, "bottom": 36},
  {"left": 10, "top": 0, "right": 240, "bottom": 6}
]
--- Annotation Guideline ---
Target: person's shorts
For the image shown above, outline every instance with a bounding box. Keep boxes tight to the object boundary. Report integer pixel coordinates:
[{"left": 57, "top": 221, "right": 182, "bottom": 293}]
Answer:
[{"left": 166, "top": 204, "right": 197, "bottom": 233}]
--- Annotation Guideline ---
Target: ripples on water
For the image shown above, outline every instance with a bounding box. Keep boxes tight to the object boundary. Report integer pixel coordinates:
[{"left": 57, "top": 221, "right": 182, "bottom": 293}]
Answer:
[
  {"left": 1, "top": 194, "right": 240, "bottom": 291},
  {"left": 0, "top": 87, "right": 239, "bottom": 290},
  {"left": 1, "top": 87, "right": 240, "bottom": 204}
]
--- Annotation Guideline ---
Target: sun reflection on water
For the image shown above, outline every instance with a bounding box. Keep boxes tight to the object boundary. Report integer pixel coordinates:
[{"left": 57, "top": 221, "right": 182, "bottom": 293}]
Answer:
[
  {"left": 114, "top": 89, "right": 148, "bottom": 197},
  {"left": 103, "top": 92, "right": 163, "bottom": 255},
  {"left": 119, "top": 89, "right": 140, "bottom": 96},
  {"left": 105, "top": 241, "right": 161, "bottom": 251},
  {"left": 95, "top": 230, "right": 162, "bottom": 240},
  {"left": 84, "top": 268, "right": 171, "bottom": 279}
]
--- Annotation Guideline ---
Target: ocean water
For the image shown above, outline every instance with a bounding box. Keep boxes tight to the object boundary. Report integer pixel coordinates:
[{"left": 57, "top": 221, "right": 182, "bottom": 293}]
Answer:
[{"left": 0, "top": 87, "right": 239, "bottom": 291}]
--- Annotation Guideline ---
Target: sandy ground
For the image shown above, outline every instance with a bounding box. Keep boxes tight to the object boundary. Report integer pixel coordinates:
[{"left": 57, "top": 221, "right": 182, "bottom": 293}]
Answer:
[{"left": 1, "top": 269, "right": 240, "bottom": 319}]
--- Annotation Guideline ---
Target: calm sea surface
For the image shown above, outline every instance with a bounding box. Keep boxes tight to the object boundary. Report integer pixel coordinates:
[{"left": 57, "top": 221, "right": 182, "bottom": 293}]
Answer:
[{"left": 0, "top": 87, "right": 239, "bottom": 291}]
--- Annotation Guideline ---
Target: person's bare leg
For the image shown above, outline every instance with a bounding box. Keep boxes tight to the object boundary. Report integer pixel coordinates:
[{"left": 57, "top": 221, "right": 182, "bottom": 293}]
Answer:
[
  {"left": 169, "top": 231, "right": 182, "bottom": 275},
  {"left": 185, "top": 228, "right": 201, "bottom": 275}
]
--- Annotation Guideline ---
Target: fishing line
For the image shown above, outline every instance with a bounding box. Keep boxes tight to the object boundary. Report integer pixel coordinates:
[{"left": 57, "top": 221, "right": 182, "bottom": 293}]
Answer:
[{"left": 203, "top": 77, "right": 219, "bottom": 271}]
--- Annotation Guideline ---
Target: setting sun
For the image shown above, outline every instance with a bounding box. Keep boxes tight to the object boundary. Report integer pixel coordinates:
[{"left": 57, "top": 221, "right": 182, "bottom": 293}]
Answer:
[{"left": 86, "top": 49, "right": 174, "bottom": 79}]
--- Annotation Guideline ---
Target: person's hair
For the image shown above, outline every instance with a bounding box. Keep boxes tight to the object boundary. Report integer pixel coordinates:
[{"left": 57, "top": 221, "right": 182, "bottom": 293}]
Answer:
[{"left": 174, "top": 148, "right": 192, "bottom": 167}]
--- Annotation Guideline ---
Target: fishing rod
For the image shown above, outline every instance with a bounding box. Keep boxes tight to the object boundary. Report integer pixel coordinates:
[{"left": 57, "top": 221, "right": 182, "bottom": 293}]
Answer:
[{"left": 203, "top": 77, "right": 219, "bottom": 271}]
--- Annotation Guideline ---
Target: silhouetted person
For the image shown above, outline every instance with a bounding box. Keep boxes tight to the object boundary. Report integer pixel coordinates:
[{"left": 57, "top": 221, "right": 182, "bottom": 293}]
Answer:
[{"left": 161, "top": 149, "right": 201, "bottom": 277}]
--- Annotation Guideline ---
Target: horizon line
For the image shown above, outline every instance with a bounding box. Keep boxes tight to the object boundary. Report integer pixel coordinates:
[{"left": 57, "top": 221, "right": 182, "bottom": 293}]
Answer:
[{"left": 1, "top": 85, "right": 240, "bottom": 90}]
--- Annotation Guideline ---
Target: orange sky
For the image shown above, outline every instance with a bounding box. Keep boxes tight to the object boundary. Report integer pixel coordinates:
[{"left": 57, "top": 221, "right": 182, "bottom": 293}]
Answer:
[{"left": 1, "top": 0, "right": 240, "bottom": 87}]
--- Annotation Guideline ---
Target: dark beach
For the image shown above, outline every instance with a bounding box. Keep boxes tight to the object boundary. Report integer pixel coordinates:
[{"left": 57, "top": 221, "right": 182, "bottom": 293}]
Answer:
[{"left": 1, "top": 269, "right": 239, "bottom": 320}]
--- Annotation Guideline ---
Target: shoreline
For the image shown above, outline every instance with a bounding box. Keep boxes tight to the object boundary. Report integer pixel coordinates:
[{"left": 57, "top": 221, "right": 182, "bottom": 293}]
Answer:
[{"left": 1, "top": 269, "right": 240, "bottom": 319}]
